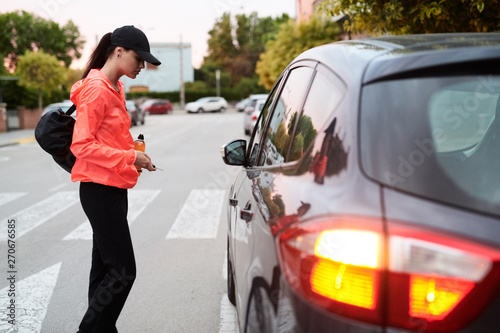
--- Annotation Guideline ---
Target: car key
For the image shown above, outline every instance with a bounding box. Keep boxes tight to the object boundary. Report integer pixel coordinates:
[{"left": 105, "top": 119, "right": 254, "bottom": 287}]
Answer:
[{"left": 153, "top": 164, "right": 164, "bottom": 171}]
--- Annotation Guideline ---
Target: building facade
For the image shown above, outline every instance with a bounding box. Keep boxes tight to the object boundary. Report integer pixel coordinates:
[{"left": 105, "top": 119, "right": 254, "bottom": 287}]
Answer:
[
  {"left": 296, "top": 0, "right": 318, "bottom": 23},
  {"left": 295, "top": 0, "right": 367, "bottom": 40},
  {"left": 120, "top": 42, "right": 194, "bottom": 93}
]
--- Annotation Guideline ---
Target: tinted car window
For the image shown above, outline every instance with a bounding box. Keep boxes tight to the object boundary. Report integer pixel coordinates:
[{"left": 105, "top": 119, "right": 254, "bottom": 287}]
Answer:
[
  {"left": 360, "top": 75, "right": 500, "bottom": 216},
  {"left": 248, "top": 87, "right": 279, "bottom": 167},
  {"left": 288, "top": 65, "right": 346, "bottom": 162},
  {"left": 260, "top": 66, "right": 314, "bottom": 166},
  {"left": 429, "top": 83, "right": 496, "bottom": 152}
]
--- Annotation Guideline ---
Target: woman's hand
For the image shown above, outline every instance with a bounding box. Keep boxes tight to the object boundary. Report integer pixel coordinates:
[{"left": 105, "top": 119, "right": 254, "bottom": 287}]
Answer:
[{"left": 134, "top": 151, "right": 156, "bottom": 171}]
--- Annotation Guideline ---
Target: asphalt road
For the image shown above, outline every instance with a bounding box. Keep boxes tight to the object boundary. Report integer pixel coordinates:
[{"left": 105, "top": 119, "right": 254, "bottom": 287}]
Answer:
[{"left": 0, "top": 108, "right": 244, "bottom": 332}]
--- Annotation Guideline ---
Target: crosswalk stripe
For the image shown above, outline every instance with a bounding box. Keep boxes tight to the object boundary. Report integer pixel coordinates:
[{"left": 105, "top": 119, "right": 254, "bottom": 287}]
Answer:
[
  {"left": 128, "top": 189, "right": 161, "bottom": 222},
  {"left": 49, "top": 184, "right": 67, "bottom": 192},
  {"left": 0, "top": 192, "right": 27, "bottom": 206},
  {"left": 219, "top": 294, "right": 239, "bottom": 333},
  {"left": 0, "top": 192, "right": 79, "bottom": 242},
  {"left": 166, "top": 189, "right": 225, "bottom": 239},
  {"left": 63, "top": 189, "right": 161, "bottom": 241},
  {"left": 0, "top": 188, "right": 235, "bottom": 331},
  {"left": 0, "top": 262, "right": 62, "bottom": 333}
]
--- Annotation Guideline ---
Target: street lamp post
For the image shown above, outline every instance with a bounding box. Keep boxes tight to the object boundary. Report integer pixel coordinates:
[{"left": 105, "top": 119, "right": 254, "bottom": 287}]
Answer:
[
  {"left": 179, "top": 35, "right": 185, "bottom": 109},
  {"left": 216, "top": 70, "right": 221, "bottom": 97},
  {"left": 178, "top": 35, "right": 192, "bottom": 109}
]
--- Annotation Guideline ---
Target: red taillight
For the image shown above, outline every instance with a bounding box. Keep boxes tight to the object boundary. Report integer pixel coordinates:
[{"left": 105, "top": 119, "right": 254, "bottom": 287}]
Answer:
[{"left": 277, "top": 216, "right": 500, "bottom": 331}]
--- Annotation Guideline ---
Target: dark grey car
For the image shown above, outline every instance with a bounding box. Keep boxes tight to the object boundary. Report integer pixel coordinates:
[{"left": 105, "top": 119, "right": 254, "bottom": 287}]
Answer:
[{"left": 221, "top": 33, "right": 500, "bottom": 332}]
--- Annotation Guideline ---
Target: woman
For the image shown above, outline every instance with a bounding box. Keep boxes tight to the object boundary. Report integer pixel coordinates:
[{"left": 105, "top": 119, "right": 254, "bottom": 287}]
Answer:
[{"left": 70, "top": 25, "right": 160, "bottom": 333}]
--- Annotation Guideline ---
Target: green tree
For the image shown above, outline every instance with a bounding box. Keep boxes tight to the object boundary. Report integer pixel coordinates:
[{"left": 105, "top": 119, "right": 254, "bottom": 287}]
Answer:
[
  {"left": 203, "top": 12, "right": 290, "bottom": 88},
  {"left": 16, "top": 50, "right": 66, "bottom": 110},
  {"left": 317, "top": 0, "right": 500, "bottom": 35},
  {"left": 260, "top": 186, "right": 281, "bottom": 219},
  {"left": 256, "top": 16, "right": 341, "bottom": 89},
  {"left": 65, "top": 67, "right": 83, "bottom": 90},
  {"left": 232, "top": 13, "right": 290, "bottom": 81},
  {"left": 0, "top": 11, "right": 84, "bottom": 72},
  {"left": 296, "top": 115, "right": 317, "bottom": 152},
  {"left": 205, "top": 13, "right": 237, "bottom": 68},
  {"left": 272, "top": 194, "right": 285, "bottom": 218},
  {"left": 234, "top": 76, "right": 267, "bottom": 98}
]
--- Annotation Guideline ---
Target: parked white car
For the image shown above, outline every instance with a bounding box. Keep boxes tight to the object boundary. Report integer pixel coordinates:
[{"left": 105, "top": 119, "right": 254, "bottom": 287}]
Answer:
[
  {"left": 235, "top": 98, "right": 249, "bottom": 112},
  {"left": 244, "top": 98, "right": 266, "bottom": 135},
  {"left": 42, "top": 100, "right": 74, "bottom": 116},
  {"left": 185, "top": 97, "right": 228, "bottom": 113},
  {"left": 244, "top": 94, "right": 268, "bottom": 113}
]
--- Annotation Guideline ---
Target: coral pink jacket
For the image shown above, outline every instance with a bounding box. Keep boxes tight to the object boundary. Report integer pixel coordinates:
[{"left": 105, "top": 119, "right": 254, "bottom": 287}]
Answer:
[{"left": 70, "top": 69, "right": 138, "bottom": 189}]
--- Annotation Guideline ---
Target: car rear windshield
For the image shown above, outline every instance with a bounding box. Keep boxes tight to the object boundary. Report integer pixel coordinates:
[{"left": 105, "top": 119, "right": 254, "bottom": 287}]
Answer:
[{"left": 360, "top": 75, "right": 500, "bottom": 217}]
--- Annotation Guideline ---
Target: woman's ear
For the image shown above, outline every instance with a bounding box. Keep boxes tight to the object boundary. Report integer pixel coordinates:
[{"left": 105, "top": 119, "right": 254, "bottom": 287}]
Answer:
[{"left": 115, "top": 47, "right": 124, "bottom": 58}]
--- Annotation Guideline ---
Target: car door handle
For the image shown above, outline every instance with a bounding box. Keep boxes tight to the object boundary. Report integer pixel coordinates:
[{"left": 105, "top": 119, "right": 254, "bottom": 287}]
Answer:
[
  {"left": 229, "top": 198, "right": 238, "bottom": 207},
  {"left": 240, "top": 209, "right": 254, "bottom": 222},
  {"left": 240, "top": 202, "right": 253, "bottom": 222}
]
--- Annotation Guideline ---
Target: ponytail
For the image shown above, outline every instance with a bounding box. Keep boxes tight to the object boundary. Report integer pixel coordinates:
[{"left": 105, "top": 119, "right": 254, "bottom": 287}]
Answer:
[{"left": 81, "top": 33, "right": 116, "bottom": 79}]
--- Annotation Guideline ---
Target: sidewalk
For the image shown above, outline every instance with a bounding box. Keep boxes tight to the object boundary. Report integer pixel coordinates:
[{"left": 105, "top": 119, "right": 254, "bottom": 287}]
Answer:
[{"left": 0, "top": 128, "right": 37, "bottom": 148}]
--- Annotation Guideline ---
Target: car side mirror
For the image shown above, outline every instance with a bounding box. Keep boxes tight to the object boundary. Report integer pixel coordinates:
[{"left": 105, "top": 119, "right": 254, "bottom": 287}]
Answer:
[{"left": 220, "top": 139, "right": 247, "bottom": 166}]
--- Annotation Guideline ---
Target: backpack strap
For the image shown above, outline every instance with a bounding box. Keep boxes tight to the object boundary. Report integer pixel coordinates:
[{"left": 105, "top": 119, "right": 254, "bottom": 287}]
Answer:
[{"left": 66, "top": 104, "right": 76, "bottom": 116}]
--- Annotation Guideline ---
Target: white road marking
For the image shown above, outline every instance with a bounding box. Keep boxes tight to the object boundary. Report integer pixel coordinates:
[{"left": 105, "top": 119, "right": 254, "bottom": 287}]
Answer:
[
  {"left": 0, "top": 192, "right": 27, "bottom": 206},
  {"left": 49, "top": 183, "right": 67, "bottom": 192},
  {"left": 128, "top": 189, "right": 161, "bottom": 222},
  {"left": 0, "top": 192, "right": 79, "bottom": 242},
  {"left": 166, "top": 189, "right": 225, "bottom": 239},
  {"left": 0, "top": 262, "right": 62, "bottom": 333},
  {"left": 219, "top": 294, "right": 239, "bottom": 333},
  {"left": 63, "top": 189, "right": 161, "bottom": 240}
]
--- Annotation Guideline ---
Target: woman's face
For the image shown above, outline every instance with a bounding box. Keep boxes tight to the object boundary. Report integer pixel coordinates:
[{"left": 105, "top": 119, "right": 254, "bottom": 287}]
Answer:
[{"left": 120, "top": 49, "right": 145, "bottom": 79}]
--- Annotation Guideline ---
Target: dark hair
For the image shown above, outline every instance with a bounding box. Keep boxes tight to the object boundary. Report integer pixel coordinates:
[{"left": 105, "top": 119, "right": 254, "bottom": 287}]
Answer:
[{"left": 81, "top": 33, "right": 116, "bottom": 79}]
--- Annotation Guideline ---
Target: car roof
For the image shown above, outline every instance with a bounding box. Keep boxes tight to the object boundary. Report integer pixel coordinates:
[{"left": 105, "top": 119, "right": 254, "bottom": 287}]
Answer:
[
  {"left": 249, "top": 94, "right": 268, "bottom": 99},
  {"left": 46, "top": 100, "right": 72, "bottom": 107},
  {"left": 255, "top": 99, "right": 266, "bottom": 107},
  {"left": 293, "top": 33, "right": 500, "bottom": 84},
  {"left": 142, "top": 98, "right": 168, "bottom": 105}
]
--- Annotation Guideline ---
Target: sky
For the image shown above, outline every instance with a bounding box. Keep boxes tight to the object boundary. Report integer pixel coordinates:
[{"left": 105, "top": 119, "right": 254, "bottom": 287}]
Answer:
[{"left": 3, "top": 0, "right": 297, "bottom": 69}]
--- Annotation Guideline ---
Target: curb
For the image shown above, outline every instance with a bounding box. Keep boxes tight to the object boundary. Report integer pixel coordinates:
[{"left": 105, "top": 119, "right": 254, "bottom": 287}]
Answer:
[
  {"left": 0, "top": 136, "right": 36, "bottom": 148},
  {"left": 16, "top": 137, "right": 36, "bottom": 144},
  {"left": 0, "top": 142, "right": 19, "bottom": 148}
]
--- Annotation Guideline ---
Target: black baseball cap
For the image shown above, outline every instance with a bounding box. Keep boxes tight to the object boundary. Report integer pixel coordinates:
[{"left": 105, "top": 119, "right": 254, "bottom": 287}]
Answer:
[{"left": 110, "top": 25, "right": 161, "bottom": 66}]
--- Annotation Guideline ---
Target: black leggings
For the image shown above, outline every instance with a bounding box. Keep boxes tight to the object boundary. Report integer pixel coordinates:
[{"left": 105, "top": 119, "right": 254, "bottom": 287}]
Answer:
[{"left": 78, "top": 182, "right": 136, "bottom": 333}]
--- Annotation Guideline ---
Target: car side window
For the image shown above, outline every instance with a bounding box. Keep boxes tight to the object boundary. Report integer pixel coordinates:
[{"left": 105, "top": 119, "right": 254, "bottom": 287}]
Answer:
[
  {"left": 258, "top": 66, "right": 315, "bottom": 166},
  {"left": 288, "top": 65, "right": 346, "bottom": 162},
  {"left": 247, "top": 81, "right": 281, "bottom": 167}
]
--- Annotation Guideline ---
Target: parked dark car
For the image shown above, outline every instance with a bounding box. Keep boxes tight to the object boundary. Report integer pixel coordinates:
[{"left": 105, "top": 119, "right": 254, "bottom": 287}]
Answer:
[
  {"left": 126, "top": 100, "right": 145, "bottom": 126},
  {"left": 220, "top": 33, "right": 500, "bottom": 333},
  {"left": 141, "top": 99, "right": 173, "bottom": 114}
]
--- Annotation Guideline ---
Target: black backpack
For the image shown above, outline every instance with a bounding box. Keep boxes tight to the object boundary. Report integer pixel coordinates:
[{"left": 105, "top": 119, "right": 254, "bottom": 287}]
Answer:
[{"left": 35, "top": 104, "right": 76, "bottom": 173}]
